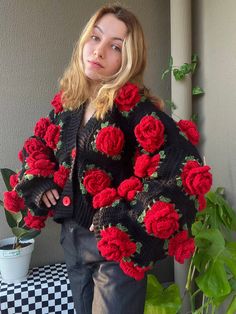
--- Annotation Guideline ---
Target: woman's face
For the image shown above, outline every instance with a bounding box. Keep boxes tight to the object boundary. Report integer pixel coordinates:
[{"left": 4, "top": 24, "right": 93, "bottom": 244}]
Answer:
[{"left": 82, "top": 13, "right": 127, "bottom": 83}]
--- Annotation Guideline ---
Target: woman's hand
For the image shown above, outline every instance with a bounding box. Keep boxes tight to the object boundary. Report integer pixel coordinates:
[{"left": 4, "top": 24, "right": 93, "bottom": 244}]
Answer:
[
  {"left": 89, "top": 224, "right": 94, "bottom": 232},
  {"left": 42, "top": 189, "right": 59, "bottom": 208}
]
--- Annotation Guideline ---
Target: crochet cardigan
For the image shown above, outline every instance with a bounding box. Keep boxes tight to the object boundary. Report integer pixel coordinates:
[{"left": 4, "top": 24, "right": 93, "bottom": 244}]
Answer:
[{"left": 14, "top": 83, "right": 212, "bottom": 280}]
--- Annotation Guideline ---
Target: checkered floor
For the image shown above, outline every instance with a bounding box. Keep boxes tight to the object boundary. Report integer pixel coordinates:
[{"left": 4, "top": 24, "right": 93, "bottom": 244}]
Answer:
[{"left": 0, "top": 263, "right": 76, "bottom": 313}]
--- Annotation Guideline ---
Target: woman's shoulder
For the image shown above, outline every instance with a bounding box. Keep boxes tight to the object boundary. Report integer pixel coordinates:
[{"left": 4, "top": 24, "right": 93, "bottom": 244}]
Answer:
[{"left": 113, "top": 82, "right": 170, "bottom": 124}]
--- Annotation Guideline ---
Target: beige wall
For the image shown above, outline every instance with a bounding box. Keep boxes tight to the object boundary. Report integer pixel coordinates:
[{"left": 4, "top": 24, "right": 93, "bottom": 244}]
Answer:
[
  {"left": 193, "top": 0, "right": 236, "bottom": 206},
  {"left": 0, "top": 0, "right": 170, "bottom": 271}
]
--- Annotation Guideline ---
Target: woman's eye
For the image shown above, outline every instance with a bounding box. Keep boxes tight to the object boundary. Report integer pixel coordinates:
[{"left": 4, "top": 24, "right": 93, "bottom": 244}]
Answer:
[
  {"left": 111, "top": 44, "right": 121, "bottom": 52},
  {"left": 91, "top": 35, "right": 99, "bottom": 41}
]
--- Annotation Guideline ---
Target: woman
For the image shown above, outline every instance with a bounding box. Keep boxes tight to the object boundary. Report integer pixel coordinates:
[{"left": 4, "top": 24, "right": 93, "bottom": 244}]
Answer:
[{"left": 10, "top": 4, "right": 212, "bottom": 314}]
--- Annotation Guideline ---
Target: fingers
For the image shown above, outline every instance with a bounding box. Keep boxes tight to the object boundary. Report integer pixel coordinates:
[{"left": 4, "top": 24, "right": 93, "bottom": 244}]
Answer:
[
  {"left": 89, "top": 224, "right": 94, "bottom": 232},
  {"left": 42, "top": 189, "right": 59, "bottom": 208}
]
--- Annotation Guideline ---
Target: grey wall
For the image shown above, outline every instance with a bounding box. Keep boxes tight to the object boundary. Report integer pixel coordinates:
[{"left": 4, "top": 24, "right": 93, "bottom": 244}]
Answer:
[
  {"left": 0, "top": 0, "right": 171, "bottom": 273},
  {"left": 193, "top": 0, "right": 236, "bottom": 206}
]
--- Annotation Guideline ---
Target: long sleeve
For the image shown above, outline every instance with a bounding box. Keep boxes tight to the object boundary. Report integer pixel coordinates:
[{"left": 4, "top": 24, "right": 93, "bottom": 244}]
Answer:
[
  {"left": 15, "top": 108, "right": 61, "bottom": 216},
  {"left": 92, "top": 89, "right": 212, "bottom": 280}
]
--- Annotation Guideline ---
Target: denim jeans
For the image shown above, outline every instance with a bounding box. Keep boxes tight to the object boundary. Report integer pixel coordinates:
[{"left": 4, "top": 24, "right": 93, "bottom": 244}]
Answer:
[{"left": 60, "top": 219, "right": 147, "bottom": 314}]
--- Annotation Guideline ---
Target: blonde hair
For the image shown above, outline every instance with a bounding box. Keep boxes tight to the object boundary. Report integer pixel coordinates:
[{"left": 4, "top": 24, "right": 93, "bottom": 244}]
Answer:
[{"left": 59, "top": 4, "right": 163, "bottom": 119}]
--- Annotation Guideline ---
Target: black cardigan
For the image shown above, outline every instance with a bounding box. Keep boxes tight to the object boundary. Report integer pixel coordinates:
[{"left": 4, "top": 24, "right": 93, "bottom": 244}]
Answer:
[{"left": 15, "top": 84, "right": 208, "bottom": 280}]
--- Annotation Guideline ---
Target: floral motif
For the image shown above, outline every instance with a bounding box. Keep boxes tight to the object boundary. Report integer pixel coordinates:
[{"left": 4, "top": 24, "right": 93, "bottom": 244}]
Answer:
[
  {"left": 134, "top": 115, "right": 165, "bottom": 153},
  {"left": 24, "top": 138, "right": 50, "bottom": 155},
  {"left": 119, "top": 260, "right": 151, "bottom": 281},
  {"left": 18, "top": 149, "right": 24, "bottom": 163},
  {"left": 92, "top": 188, "right": 118, "bottom": 209},
  {"left": 143, "top": 201, "right": 179, "bottom": 239},
  {"left": 97, "top": 226, "right": 137, "bottom": 262},
  {"left": 24, "top": 210, "right": 47, "bottom": 230},
  {"left": 83, "top": 168, "right": 111, "bottom": 195},
  {"left": 34, "top": 117, "right": 51, "bottom": 138},
  {"left": 95, "top": 125, "right": 124, "bottom": 157},
  {"left": 9, "top": 173, "right": 19, "bottom": 188},
  {"left": 197, "top": 194, "right": 207, "bottom": 212},
  {"left": 168, "top": 230, "right": 195, "bottom": 264},
  {"left": 134, "top": 153, "right": 160, "bottom": 178},
  {"left": 51, "top": 91, "right": 63, "bottom": 114},
  {"left": 44, "top": 124, "right": 61, "bottom": 150},
  {"left": 181, "top": 160, "right": 212, "bottom": 196},
  {"left": 177, "top": 120, "right": 200, "bottom": 145},
  {"left": 53, "top": 165, "right": 70, "bottom": 189},
  {"left": 25, "top": 151, "right": 56, "bottom": 177},
  {"left": 3, "top": 191, "right": 25, "bottom": 213},
  {"left": 118, "top": 176, "right": 143, "bottom": 201},
  {"left": 115, "top": 82, "right": 141, "bottom": 112}
]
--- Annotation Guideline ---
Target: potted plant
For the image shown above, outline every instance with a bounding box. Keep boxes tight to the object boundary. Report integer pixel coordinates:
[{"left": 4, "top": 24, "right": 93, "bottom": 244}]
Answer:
[
  {"left": 0, "top": 168, "right": 51, "bottom": 284},
  {"left": 144, "top": 188, "right": 236, "bottom": 314}
]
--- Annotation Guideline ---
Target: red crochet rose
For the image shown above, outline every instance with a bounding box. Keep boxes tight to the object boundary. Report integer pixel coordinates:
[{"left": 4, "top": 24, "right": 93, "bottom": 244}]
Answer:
[
  {"left": 134, "top": 115, "right": 165, "bottom": 153},
  {"left": 96, "top": 126, "right": 124, "bottom": 156},
  {"left": 118, "top": 176, "right": 143, "bottom": 201},
  {"left": 34, "top": 117, "right": 51, "bottom": 138},
  {"left": 181, "top": 161, "right": 212, "bottom": 195},
  {"left": 24, "top": 138, "right": 49, "bottom": 155},
  {"left": 177, "top": 120, "right": 200, "bottom": 145},
  {"left": 26, "top": 151, "right": 56, "bottom": 177},
  {"left": 18, "top": 149, "right": 24, "bottom": 163},
  {"left": 144, "top": 201, "right": 179, "bottom": 239},
  {"left": 83, "top": 169, "right": 111, "bottom": 195},
  {"left": 134, "top": 154, "right": 160, "bottom": 178},
  {"left": 10, "top": 173, "right": 19, "bottom": 188},
  {"left": 168, "top": 230, "right": 195, "bottom": 264},
  {"left": 53, "top": 165, "right": 70, "bottom": 189},
  {"left": 51, "top": 91, "right": 63, "bottom": 114},
  {"left": 44, "top": 124, "right": 61, "bottom": 150},
  {"left": 92, "top": 188, "right": 118, "bottom": 208},
  {"left": 197, "top": 194, "right": 207, "bottom": 212},
  {"left": 97, "top": 226, "right": 137, "bottom": 262},
  {"left": 3, "top": 191, "right": 25, "bottom": 213},
  {"left": 115, "top": 82, "right": 141, "bottom": 112},
  {"left": 24, "top": 210, "right": 47, "bottom": 230},
  {"left": 119, "top": 260, "right": 151, "bottom": 281}
]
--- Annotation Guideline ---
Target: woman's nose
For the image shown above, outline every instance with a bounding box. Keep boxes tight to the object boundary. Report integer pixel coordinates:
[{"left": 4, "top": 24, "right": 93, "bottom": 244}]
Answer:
[{"left": 93, "top": 43, "right": 105, "bottom": 59}]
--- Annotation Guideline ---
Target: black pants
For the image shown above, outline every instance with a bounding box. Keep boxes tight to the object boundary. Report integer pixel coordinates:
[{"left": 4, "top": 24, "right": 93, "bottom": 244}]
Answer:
[{"left": 60, "top": 219, "right": 147, "bottom": 314}]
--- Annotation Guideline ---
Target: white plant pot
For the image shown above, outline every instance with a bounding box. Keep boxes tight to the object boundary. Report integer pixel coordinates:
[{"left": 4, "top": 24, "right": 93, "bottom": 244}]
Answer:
[{"left": 0, "top": 237, "right": 35, "bottom": 284}]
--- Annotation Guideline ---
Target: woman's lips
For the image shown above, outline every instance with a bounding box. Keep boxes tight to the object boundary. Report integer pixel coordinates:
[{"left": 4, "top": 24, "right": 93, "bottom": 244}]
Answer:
[{"left": 88, "top": 60, "right": 104, "bottom": 68}]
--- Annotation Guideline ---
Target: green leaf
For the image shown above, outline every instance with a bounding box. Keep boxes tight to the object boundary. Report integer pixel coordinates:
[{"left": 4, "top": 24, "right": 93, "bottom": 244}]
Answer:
[
  {"left": 4, "top": 210, "right": 18, "bottom": 228},
  {"left": 196, "top": 259, "right": 231, "bottom": 298},
  {"left": 194, "top": 228, "right": 225, "bottom": 257},
  {"left": 192, "top": 86, "right": 204, "bottom": 95},
  {"left": 168, "top": 56, "right": 173, "bottom": 69},
  {"left": 20, "top": 230, "right": 40, "bottom": 241},
  {"left": 222, "top": 242, "right": 236, "bottom": 278},
  {"left": 11, "top": 227, "right": 31, "bottom": 239},
  {"left": 144, "top": 274, "right": 181, "bottom": 314},
  {"left": 191, "top": 221, "right": 203, "bottom": 236},
  {"left": 226, "top": 295, "right": 236, "bottom": 314},
  {"left": 191, "top": 53, "right": 198, "bottom": 64},
  {"left": 191, "top": 113, "right": 198, "bottom": 124},
  {"left": 173, "top": 69, "right": 185, "bottom": 81},
  {"left": 165, "top": 100, "right": 177, "bottom": 113},
  {"left": 180, "top": 63, "right": 192, "bottom": 75},
  {"left": 0, "top": 168, "right": 16, "bottom": 191}
]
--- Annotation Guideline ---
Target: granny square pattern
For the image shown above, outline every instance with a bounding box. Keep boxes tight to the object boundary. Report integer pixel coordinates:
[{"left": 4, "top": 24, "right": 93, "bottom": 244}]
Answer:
[{"left": 0, "top": 263, "right": 75, "bottom": 313}]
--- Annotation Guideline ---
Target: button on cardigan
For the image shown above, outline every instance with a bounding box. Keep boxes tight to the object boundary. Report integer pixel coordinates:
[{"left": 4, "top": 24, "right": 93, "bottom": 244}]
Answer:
[{"left": 15, "top": 83, "right": 212, "bottom": 280}]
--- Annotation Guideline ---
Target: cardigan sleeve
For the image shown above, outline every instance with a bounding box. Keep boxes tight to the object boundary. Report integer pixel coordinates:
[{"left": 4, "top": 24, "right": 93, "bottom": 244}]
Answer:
[
  {"left": 92, "top": 97, "right": 212, "bottom": 280},
  {"left": 14, "top": 109, "right": 60, "bottom": 216}
]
